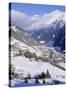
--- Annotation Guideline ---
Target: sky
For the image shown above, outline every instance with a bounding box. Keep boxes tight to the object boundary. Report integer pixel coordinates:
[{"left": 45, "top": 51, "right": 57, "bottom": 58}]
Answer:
[{"left": 9, "top": 2, "right": 65, "bottom": 16}]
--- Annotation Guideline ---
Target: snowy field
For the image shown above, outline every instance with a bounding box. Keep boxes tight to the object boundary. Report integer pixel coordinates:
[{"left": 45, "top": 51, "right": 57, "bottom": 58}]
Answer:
[
  {"left": 10, "top": 79, "right": 65, "bottom": 87},
  {"left": 10, "top": 55, "right": 65, "bottom": 87}
]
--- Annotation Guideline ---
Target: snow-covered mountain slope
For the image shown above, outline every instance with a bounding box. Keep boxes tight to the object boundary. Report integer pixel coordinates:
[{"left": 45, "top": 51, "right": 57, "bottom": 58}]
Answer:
[
  {"left": 9, "top": 26, "right": 40, "bottom": 46},
  {"left": 9, "top": 26, "right": 50, "bottom": 57},
  {"left": 11, "top": 36, "right": 64, "bottom": 61},
  {"left": 9, "top": 25, "right": 65, "bottom": 60},
  {"left": 11, "top": 37, "right": 37, "bottom": 56}
]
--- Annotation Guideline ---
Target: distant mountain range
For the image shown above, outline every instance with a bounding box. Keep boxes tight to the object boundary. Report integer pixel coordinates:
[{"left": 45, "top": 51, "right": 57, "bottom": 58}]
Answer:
[{"left": 10, "top": 9, "right": 65, "bottom": 51}]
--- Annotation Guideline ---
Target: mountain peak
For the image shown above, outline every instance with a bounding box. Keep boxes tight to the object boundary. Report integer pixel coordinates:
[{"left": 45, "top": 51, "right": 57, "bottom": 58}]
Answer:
[
  {"left": 50, "top": 9, "right": 63, "bottom": 16},
  {"left": 53, "top": 9, "right": 62, "bottom": 13}
]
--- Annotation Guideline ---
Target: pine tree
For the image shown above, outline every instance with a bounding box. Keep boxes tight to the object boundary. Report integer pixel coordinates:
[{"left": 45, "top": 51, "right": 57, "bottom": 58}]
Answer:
[
  {"left": 35, "top": 78, "right": 39, "bottom": 84},
  {"left": 27, "top": 73, "right": 31, "bottom": 79},
  {"left": 43, "top": 80, "right": 45, "bottom": 84},
  {"left": 24, "top": 78, "right": 28, "bottom": 83},
  {"left": 46, "top": 70, "right": 51, "bottom": 78},
  {"left": 41, "top": 72, "right": 46, "bottom": 79}
]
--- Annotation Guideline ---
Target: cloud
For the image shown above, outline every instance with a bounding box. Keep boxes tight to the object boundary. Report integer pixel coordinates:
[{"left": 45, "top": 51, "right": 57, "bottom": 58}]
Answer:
[
  {"left": 11, "top": 10, "right": 32, "bottom": 30},
  {"left": 10, "top": 9, "right": 64, "bottom": 31}
]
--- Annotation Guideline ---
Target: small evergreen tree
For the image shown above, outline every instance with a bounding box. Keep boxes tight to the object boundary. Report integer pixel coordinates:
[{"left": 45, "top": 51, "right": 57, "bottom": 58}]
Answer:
[
  {"left": 24, "top": 78, "right": 28, "bottom": 83},
  {"left": 34, "top": 75, "right": 38, "bottom": 79},
  {"left": 27, "top": 73, "right": 31, "bottom": 79},
  {"left": 38, "top": 72, "right": 46, "bottom": 79},
  {"left": 38, "top": 74, "right": 42, "bottom": 79},
  {"left": 46, "top": 70, "right": 51, "bottom": 78},
  {"left": 41, "top": 72, "right": 46, "bottom": 79},
  {"left": 35, "top": 78, "right": 39, "bottom": 84},
  {"left": 43, "top": 80, "right": 45, "bottom": 84}
]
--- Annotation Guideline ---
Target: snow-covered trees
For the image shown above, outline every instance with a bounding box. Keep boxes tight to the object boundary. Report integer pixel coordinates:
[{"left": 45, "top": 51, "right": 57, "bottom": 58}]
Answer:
[
  {"left": 38, "top": 72, "right": 46, "bottom": 79},
  {"left": 34, "top": 70, "right": 51, "bottom": 79}
]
